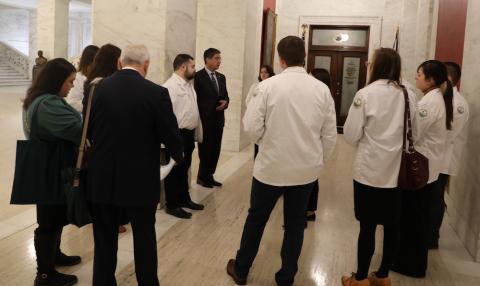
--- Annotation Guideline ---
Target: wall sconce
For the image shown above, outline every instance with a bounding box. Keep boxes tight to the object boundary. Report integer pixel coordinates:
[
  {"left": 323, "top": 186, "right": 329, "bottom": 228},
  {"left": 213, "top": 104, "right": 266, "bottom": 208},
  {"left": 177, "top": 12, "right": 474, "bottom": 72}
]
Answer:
[{"left": 301, "top": 24, "right": 308, "bottom": 41}]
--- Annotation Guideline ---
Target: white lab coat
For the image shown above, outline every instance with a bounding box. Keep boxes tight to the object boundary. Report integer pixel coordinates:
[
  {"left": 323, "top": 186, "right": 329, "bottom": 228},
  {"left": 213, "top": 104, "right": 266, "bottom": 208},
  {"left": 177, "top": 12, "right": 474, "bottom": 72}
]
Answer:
[
  {"left": 66, "top": 72, "right": 86, "bottom": 113},
  {"left": 414, "top": 88, "right": 448, "bottom": 183},
  {"left": 163, "top": 73, "right": 203, "bottom": 142},
  {"left": 440, "top": 87, "right": 470, "bottom": 176},
  {"left": 243, "top": 66, "right": 337, "bottom": 186},
  {"left": 344, "top": 80, "right": 417, "bottom": 188}
]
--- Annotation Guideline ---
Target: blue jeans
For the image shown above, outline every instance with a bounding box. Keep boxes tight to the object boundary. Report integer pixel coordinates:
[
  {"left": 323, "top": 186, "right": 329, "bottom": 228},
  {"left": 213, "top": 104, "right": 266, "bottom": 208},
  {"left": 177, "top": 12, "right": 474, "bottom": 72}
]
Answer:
[{"left": 235, "top": 177, "right": 314, "bottom": 285}]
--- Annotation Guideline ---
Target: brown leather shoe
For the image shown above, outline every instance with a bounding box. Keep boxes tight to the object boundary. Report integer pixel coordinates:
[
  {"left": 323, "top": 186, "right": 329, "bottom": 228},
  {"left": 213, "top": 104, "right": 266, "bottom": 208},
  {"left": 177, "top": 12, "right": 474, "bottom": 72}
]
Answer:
[
  {"left": 341, "top": 273, "right": 370, "bottom": 286},
  {"left": 368, "top": 273, "right": 391, "bottom": 286},
  {"left": 226, "top": 259, "right": 246, "bottom": 285}
]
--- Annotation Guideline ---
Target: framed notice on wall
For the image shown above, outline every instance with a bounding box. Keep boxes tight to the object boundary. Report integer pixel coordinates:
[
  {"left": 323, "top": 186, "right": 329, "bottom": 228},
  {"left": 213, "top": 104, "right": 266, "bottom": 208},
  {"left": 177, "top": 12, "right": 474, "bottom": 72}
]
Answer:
[{"left": 262, "top": 9, "right": 277, "bottom": 67}]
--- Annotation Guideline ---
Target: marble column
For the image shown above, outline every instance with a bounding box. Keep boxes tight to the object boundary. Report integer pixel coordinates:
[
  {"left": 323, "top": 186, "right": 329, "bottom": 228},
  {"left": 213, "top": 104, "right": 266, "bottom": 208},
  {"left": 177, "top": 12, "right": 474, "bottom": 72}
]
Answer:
[
  {"left": 29, "top": 10, "right": 37, "bottom": 79},
  {"left": 92, "top": 0, "right": 167, "bottom": 83},
  {"left": 37, "top": 0, "right": 69, "bottom": 59},
  {"left": 164, "top": 0, "right": 197, "bottom": 77},
  {"left": 447, "top": 0, "right": 480, "bottom": 262},
  {"left": 195, "top": 0, "right": 263, "bottom": 151}
]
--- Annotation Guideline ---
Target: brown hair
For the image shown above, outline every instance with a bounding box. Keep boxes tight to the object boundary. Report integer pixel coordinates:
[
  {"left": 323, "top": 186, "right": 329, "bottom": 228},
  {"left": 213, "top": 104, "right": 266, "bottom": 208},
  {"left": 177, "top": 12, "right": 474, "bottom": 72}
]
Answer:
[
  {"left": 258, "top": 65, "right": 275, "bottom": 81},
  {"left": 368, "top": 48, "right": 402, "bottom": 85},
  {"left": 277, "top": 36, "right": 306, "bottom": 67},
  {"left": 78, "top": 45, "right": 99, "bottom": 75},
  {"left": 23, "top": 58, "right": 76, "bottom": 110}
]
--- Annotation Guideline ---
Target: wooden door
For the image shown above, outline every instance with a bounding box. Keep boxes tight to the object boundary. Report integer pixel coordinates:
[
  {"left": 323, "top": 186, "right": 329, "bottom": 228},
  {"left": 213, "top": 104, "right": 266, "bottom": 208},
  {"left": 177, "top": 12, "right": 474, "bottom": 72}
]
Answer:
[{"left": 307, "top": 25, "right": 370, "bottom": 131}]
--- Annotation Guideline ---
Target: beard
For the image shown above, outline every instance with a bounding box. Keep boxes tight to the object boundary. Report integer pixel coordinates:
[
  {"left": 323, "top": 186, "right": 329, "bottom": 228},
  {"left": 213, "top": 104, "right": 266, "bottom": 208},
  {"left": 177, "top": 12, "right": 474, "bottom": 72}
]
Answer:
[{"left": 185, "top": 70, "right": 196, "bottom": 80}]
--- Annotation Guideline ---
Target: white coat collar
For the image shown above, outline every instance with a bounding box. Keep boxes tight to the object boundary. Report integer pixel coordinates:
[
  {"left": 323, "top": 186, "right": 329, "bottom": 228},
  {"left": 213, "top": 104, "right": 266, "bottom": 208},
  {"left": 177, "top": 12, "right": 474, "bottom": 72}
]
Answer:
[{"left": 282, "top": 66, "right": 307, "bottom": 74}]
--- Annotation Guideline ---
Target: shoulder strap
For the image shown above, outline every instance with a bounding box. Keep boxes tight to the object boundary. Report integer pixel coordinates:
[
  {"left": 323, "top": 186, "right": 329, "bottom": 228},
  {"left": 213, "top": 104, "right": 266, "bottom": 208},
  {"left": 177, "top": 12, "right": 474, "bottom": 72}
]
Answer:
[
  {"left": 73, "top": 81, "right": 99, "bottom": 186},
  {"left": 401, "top": 86, "right": 415, "bottom": 153}
]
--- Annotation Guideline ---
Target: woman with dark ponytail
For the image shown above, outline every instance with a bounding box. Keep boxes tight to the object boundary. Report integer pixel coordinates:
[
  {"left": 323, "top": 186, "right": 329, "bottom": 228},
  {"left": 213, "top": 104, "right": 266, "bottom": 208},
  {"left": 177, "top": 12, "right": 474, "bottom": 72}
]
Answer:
[{"left": 392, "top": 60, "right": 452, "bottom": 278}]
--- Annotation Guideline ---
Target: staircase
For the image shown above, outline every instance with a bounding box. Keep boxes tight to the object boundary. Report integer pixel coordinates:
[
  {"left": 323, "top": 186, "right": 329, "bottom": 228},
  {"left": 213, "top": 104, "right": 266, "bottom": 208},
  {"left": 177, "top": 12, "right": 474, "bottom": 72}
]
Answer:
[{"left": 0, "top": 61, "right": 30, "bottom": 87}]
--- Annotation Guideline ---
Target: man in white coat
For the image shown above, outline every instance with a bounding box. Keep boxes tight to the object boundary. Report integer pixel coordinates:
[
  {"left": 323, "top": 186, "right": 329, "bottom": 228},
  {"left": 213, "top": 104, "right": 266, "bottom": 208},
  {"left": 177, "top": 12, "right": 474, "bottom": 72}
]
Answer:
[
  {"left": 226, "top": 36, "right": 337, "bottom": 286},
  {"left": 163, "top": 54, "right": 204, "bottom": 219},
  {"left": 429, "top": 61, "right": 470, "bottom": 249}
]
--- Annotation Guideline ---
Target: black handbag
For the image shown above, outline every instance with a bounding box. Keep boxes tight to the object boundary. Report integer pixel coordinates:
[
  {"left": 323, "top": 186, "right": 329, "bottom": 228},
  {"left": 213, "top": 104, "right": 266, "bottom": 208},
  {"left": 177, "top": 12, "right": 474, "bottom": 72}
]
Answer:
[
  {"left": 63, "top": 81, "right": 99, "bottom": 227},
  {"left": 10, "top": 96, "right": 71, "bottom": 205},
  {"left": 398, "top": 87, "right": 429, "bottom": 190}
]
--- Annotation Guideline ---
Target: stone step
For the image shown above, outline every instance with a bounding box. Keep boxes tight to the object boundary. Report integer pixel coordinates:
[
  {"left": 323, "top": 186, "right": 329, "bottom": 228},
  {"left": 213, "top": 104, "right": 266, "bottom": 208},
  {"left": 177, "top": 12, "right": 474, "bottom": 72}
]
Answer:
[
  {"left": 0, "top": 81, "right": 31, "bottom": 87},
  {"left": 0, "top": 74, "right": 27, "bottom": 78}
]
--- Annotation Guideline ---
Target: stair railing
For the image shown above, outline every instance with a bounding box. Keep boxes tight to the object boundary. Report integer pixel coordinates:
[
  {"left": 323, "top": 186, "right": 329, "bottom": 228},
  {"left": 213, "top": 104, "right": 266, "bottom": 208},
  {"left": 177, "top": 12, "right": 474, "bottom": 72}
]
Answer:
[{"left": 0, "top": 41, "right": 29, "bottom": 78}]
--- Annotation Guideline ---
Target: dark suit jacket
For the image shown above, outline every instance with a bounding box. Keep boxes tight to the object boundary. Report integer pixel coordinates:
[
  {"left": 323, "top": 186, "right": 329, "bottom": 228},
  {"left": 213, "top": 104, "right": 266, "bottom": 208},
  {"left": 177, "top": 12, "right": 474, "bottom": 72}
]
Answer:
[
  {"left": 86, "top": 69, "right": 183, "bottom": 206},
  {"left": 194, "top": 68, "right": 229, "bottom": 126}
]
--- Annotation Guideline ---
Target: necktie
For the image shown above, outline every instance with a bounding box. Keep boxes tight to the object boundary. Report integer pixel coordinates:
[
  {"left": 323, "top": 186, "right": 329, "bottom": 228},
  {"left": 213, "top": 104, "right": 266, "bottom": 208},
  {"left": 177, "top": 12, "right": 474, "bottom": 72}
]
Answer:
[{"left": 210, "top": 72, "right": 219, "bottom": 95}]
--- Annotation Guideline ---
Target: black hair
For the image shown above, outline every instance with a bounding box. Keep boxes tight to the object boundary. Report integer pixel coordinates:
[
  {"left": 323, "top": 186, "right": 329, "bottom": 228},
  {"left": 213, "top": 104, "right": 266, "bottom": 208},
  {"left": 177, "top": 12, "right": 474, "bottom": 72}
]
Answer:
[
  {"left": 203, "top": 48, "right": 221, "bottom": 63},
  {"left": 444, "top": 61, "right": 461, "bottom": 86},
  {"left": 277, "top": 36, "right": 306, "bottom": 67},
  {"left": 173, "top": 54, "right": 194, "bottom": 71},
  {"left": 311, "top": 68, "right": 331, "bottom": 88},
  {"left": 418, "top": 60, "right": 454, "bottom": 130},
  {"left": 258, "top": 65, "right": 275, "bottom": 81},
  {"left": 23, "top": 58, "right": 76, "bottom": 110}
]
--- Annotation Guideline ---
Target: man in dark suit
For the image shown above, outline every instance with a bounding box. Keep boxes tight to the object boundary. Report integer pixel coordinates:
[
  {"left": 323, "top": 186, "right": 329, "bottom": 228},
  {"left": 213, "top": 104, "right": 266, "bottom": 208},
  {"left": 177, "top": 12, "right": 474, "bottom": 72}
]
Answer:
[
  {"left": 86, "top": 44, "right": 183, "bottom": 286},
  {"left": 194, "top": 48, "right": 229, "bottom": 188}
]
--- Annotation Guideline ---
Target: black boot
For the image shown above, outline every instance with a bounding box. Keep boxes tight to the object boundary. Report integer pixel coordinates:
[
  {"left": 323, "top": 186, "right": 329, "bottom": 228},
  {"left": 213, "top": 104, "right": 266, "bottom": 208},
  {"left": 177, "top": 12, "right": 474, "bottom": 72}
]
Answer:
[
  {"left": 55, "top": 229, "right": 81, "bottom": 267},
  {"left": 34, "top": 230, "right": 78, "bottom": 286}
]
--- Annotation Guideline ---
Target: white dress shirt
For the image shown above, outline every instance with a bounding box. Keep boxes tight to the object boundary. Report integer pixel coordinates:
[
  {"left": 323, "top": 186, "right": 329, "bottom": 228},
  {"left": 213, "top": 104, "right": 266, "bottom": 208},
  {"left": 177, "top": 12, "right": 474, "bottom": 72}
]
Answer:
[
  {"left": 344, "top": 80, "right": 417, "bottom": 188},
  {"left": 440, "top": 87, "right": 469, "bottom": 176},
  {"left": 163, "top": 73, "right": 201, "bottom": 132},
  {"left": 66, "top": 72, "right": 86, "bottom": 113},
  {"left": 243, "top": 66, "right": 337, "bottom": 186},
  {"left": 414, "top": 88, "right": 448, "bottom": 183}
]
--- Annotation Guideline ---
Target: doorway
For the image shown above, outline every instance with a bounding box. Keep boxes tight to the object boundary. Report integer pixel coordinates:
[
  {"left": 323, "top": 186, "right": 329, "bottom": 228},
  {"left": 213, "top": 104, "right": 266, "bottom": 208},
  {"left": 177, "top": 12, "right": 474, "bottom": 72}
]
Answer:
[{"left": 306, "top": 25, "right": 369, "bottom": 132}]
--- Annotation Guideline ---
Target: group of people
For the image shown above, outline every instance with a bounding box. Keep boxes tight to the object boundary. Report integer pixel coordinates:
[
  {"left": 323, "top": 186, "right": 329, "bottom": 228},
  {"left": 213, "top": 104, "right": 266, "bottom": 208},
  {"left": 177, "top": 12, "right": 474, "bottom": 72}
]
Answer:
[
  {"left": 20, "top": 43, "right": 230, "bottom": 286},
  {"left": 15, "top": 33, "right": 469, "bottom": 286}
]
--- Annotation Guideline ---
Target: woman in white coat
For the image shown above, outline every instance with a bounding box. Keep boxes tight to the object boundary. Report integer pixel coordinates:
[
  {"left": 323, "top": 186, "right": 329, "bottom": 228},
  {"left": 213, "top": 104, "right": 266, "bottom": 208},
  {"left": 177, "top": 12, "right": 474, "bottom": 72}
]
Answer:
[
  {"left": 245, "top": 65, "right": 275, "bottom": 158},
  {"left": 341, "top": 48, "right": 417, "bottom": 286},
  {"left": 66, "top": 45, "right": 99, "bottom": 112},
  {"left": 392, "top": 60, "right": 454, "bottom": 278}
]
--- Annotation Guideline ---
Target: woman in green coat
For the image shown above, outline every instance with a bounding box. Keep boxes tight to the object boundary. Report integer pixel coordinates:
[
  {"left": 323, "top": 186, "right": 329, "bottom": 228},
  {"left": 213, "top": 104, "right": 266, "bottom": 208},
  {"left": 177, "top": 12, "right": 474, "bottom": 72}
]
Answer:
[{"left": 23, "top": 58, "right": 82, "bottom": 286}]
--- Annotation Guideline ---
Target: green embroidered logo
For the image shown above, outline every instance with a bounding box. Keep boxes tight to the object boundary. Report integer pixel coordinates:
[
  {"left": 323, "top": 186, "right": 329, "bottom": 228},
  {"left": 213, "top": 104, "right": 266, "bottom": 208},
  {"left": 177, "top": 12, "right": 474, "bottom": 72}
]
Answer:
[
  {"left": 353, "top": 97, "right": 362, "bottom": 108},
  {"left": 457, "top": 106, "right": 465, "bottom": 114},
  {"left": 419, "top": 109, "right": 428, "bottom": 118}
]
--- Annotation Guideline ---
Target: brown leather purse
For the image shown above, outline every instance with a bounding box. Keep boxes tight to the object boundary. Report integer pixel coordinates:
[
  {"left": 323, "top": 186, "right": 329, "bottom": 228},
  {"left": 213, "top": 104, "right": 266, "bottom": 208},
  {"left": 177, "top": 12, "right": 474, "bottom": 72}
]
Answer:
[{"left": 398, "top": 87, "right": 429, "bottom": 190}]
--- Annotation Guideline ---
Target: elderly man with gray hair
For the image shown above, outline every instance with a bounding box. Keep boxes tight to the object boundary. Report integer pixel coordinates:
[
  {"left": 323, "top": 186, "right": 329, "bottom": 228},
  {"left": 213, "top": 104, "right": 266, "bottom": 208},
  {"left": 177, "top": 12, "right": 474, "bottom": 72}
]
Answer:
[{"left": 87, "top": 44, "right": 183, "bottom": 286}]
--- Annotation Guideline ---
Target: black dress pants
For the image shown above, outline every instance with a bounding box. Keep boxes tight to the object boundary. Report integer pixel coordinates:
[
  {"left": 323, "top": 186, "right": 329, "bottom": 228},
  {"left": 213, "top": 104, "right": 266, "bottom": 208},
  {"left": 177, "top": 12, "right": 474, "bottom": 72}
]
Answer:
[
  {"left": 428, "top": 173, "right": 449, "bottom": 247},
  {"left": 198, "top": 117, "right": 223, "bottom": 182},
  {"left": 392, "top": 183, "right": 433, "bottom": 278},
  {"left": 164, "top": 129, "right": 195, "bottom": 208},
  {"left": 235, "top": 177, "right": 314, "bottom": 285},
  {"left": 307, "top": 180, "right": 319, "bottom": 212},
  {"left": 91, "top": 203, "right": 159, "bottom": 286}
]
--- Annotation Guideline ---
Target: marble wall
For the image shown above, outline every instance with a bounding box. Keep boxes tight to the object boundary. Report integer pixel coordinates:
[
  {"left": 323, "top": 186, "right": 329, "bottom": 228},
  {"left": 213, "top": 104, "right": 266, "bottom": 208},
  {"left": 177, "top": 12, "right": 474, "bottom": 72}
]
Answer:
[
  {"left": 274, "top": 0, "right": 438, "bottom": 87},
  {"left": 37, "top": 0, "right": 69, "bottom": 59},
  {"left": 164, "top": 0, "right": 197, "bottom": 78},
  {"left": 195, "top": 0, "right": 263, "bottom": 151},
  {"left": 92, "top": 0, "right": 167, "bottom": 83},
  {"left": 0, "top": 8, "right": 29, "bottom": 55},
  {"left": 446, "top": 0, "right": 480, "bottom": 261}
]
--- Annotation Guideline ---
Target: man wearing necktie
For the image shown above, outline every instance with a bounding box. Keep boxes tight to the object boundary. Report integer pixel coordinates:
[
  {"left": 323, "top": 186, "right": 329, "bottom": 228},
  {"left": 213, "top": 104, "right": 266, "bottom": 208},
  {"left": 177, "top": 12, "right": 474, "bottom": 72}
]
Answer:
[{"left": 194, "top": 48, "right": 229, "bottom": 188}]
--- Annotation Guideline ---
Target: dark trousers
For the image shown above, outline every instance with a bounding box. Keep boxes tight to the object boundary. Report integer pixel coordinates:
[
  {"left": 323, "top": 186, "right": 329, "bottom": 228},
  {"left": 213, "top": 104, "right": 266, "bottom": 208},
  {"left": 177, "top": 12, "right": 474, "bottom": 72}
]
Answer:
[
  {"left": 235, "top": 177, "right": 314, "bottom": 285},
  {"left": 428, "top": 174, "right": 449, "bottom": 247},
  {"left": 198, "top": 118, "right": 223, "bottom": 181},
  {"left": 164, "top": 129, "right": 195, "bottom": 208},
  {"left": 307, "top": 181, "right": 319, "bottom": 212},
  {"left": 35, "top": 205, "right": 68, "bottom": 274},
  {"left": 356, "top": 222, "right": 399, "bottom": 280},
  {"left": 91, "top": 203, "right": 159, "bottom": 286},
  {"left": 393, "top": 183, "right": 433, "bottom": 278}
]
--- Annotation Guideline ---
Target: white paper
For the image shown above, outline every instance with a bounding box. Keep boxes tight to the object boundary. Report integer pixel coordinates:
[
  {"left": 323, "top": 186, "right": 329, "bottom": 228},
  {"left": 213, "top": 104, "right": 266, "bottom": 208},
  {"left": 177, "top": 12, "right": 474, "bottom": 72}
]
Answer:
[{"left": 160, "top": 157, "right": 176, "bottom": 180}]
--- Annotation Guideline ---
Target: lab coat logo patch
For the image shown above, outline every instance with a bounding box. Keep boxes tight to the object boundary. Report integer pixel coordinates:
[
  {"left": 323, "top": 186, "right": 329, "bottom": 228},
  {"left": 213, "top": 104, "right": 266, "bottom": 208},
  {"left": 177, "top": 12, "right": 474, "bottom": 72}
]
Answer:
[
  {"left": 419, "top": 109, "right": 428, "bottom": 118},
  {"left": 353, "top": 97, "right": 362, "bottom": 108},
  {"left": 457, "top": 106, "right": 465, "bottom": 114}
]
